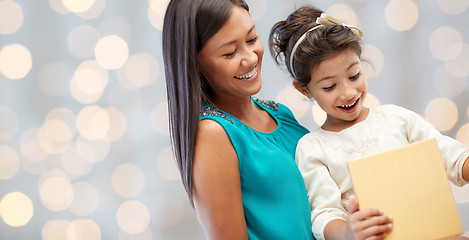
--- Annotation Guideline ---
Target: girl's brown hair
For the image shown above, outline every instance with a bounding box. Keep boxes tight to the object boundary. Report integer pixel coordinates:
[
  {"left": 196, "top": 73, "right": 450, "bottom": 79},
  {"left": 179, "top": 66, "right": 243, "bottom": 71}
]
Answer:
[{"left": 269, "top": 5, "right": 362, "bottom": 87}]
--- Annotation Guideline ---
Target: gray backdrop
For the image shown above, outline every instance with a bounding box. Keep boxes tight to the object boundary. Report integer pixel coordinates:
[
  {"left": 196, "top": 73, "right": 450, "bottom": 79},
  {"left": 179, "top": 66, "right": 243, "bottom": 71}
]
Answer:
[{"left": 0, "top": 0, "right": 468, "bottom": 239}]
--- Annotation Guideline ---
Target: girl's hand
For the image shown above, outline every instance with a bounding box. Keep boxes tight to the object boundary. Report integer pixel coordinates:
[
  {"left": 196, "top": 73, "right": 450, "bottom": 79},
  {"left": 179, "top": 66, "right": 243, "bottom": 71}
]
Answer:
[{"left": 345, "top": 195, "right": 393, "bottom": 240}]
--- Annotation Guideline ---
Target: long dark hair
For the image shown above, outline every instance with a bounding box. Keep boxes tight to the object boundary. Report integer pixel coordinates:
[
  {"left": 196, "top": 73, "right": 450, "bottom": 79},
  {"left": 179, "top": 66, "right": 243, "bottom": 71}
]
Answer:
[
  {"left": 269, "top": 5, "right": 362, "bottom": 87},
  {"left": 162, "top": 0, "right": 249, "bottom": 205}
]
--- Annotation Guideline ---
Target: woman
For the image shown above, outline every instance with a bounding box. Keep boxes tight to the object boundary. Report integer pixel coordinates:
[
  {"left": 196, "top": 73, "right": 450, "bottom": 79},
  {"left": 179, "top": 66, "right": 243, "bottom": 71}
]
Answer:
[{"left": 162, "top": 0, "right": 314, "bottom": 239}]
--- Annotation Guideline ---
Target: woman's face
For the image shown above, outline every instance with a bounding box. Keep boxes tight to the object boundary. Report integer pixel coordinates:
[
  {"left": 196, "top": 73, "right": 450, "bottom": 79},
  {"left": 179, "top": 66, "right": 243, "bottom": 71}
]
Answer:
[{"left": 198, "top": 5, "right": 264, "bottom": 101}]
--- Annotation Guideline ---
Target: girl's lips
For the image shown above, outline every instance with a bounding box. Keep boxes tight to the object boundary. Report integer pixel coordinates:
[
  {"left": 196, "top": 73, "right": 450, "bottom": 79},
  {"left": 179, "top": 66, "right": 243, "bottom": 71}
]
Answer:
[{"left": 338, "top": 98, "right": 359, "bottom": 113}]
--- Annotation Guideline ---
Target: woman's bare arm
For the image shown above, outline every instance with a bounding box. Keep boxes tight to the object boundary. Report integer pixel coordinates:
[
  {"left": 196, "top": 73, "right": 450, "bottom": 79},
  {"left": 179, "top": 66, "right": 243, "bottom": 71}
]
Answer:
[{"left": 192, "top": 120, "right": 248, "bottom": 240}]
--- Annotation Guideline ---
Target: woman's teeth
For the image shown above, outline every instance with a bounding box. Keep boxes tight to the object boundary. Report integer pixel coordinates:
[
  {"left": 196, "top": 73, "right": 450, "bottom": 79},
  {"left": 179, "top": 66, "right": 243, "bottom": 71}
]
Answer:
[{"left": 235, "top": 68, "right": 256, "bottom": 79}]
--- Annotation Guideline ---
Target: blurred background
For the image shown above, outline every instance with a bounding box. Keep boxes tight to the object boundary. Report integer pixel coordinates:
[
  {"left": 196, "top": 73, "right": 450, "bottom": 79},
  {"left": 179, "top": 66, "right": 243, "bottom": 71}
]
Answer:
[{"left": 0, "top": 0, "right": 468, "bottom": 239}]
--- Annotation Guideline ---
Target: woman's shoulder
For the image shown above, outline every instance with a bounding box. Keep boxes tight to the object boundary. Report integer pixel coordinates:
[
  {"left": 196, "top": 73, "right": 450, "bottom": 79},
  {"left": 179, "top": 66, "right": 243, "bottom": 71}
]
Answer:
[
  {"left": 253, "top": 97, "right": 296, "bottom": 118},
  {"left": 200, "top": 104, "right": 235, "bottom": 124}
]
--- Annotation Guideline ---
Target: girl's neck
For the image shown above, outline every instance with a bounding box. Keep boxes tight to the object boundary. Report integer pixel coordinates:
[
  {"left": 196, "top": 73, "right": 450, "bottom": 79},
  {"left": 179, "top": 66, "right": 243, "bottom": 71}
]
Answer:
[{"left": 321, "top": 107, "right": 370, "bottom": 132}]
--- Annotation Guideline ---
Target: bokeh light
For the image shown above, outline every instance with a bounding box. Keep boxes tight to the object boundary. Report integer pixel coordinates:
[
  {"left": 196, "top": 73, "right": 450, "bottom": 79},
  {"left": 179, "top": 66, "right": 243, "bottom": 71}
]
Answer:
[
  {"left": 118, "top": 228, "right": 152, "bottom": 240},
  {"left": 75, "top": 136, "right": 110, "bottom": 163},
  {"left": 98, "top": 15, "right": 132, "bottom": 42},
  {"left": 148, "top": 0, "right": 170, "bottom": 30},
  {"left": 112, "top": 164, "right": 145, "bottom": 198},
  {"left": 362, "top": 44, "right": 384, "bottom": 79},
  {"left": 68, "top": 25, "right": 101, "bottom": 59},
  {"left": 0, "top": 192, "right": 34, "bottom": 227},
  {"left": 429, "top": 26, "right": 463, "bottom": 62},
  {"left": 276, "top": 85, "right": 310, "bottom": 120},
  {"left": 69, "top": 182, "right": 100, "bottom": 216},
  {"left": 157, "top": 147, "right": 180, "bottom": 181},
  {"left": 312, "top": 104, "right": 327, "bottom": 127},
  {"left": 67, "top": 219, "right": 101, "bottom": 240},
  {"left": 116, "top": 200, "right": 150, "bottom": 234},
  {"left": 61, "top": 143, "right": 95, "bottom": 177},
  {"left": 0, "top": 44, "right": 32, "bottom": 80},
  {"left": 0, "top": 145, "right": 20, "bottom": 179},
  {"left": 326, "top": 4, "right": 359, "bottom": 26},
  {"left": 70, "top": 60, "right": 108, "bottom": 104},
  {"left": 20, "top": 128, "right": 51, "bottom": 169},
  {"left": 151, "top": 102, "right": 169, "bottom": 136},
  {"left": 49, "top": 0, "right": 70, "bottom": 14},
  {"left": 76, "top": 105, "right": 110, "bottom": 140},
  {"left": 424, "top": 97, "right": 458, "bottom": 132},
  {"left": 245, "top": 0, "right": 266, "bottom": 21},
  {"left": 42, "top": 220, "right": 70, "bottom": 240},
  {"left": 38, "top": 119, "right": 73, "bottom": 155},
  {"left": 0, "top": 0, "right": 24, "bottom": 34},
  {"left": 385, "top": 0, "right": 419, "bottom": 31},
  {"left": 104, "top": 107, "right": 127, "bottom": 141},
  {"left": 445, "top": 44, "right": 469, "bottom": 77},
  {"left": 62, "top": 0, "right": 95, "bottom": 13},
  {"left": 432, "top": 64, "right": 466, "bottom": 97},
  {"left": 456, "top": 124, "right": 469, "bottom": 146},
  {"left": 95, "top": 35, "right": 129, "bottom": 70},
  {"left": 437, "top": 0, "right": 469, "bottom": 15},
  {"left": 117, "top": 53, "right": 159, "bottom": 89},
  {"left": 39, "top": 172, "right": 74, "bottom": 211},
  {"left": 76, "top": 0, "right": 105, "bottom": 19},
  {"left": 39, "top": 62, "right": 72, "bottom": 96},
  {"left": 0, "top": 106, "right": 19, "bottom": 141},
  {"left": 108, "top": 86, "right": 143, "bottom": 116},
  {"left": 151, "top": 194, "right": 184, "bottom": 229}
]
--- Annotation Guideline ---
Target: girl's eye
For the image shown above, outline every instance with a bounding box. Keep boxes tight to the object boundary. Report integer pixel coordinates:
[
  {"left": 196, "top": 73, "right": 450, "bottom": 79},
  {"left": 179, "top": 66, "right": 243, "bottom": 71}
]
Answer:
[
  {"left": 223, "top": 50, "right": 237, "bottom": 58},
  {"left": 247, "top": 36, "right": 258, "bottom": 43},
  {"left": 349, "top": 71, "right": 361, "bottom": 80},
  {"left": 323, "top": 84, "right": 336, "bottom": 91}
]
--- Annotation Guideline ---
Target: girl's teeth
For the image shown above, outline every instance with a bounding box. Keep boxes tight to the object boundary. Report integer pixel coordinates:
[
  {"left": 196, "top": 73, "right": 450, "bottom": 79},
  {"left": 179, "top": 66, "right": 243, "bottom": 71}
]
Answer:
[{"left": 341, "top": 99, "right": 357, "bottom": 108}]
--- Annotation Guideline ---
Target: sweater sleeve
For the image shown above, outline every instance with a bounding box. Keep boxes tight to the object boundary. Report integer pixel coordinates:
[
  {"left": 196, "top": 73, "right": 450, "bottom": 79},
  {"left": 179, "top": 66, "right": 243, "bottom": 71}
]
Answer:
[
  {"left": 393, "top": 105, "right": 469, "bottom": 186},
  {"left": 296, "top": 134, "right": 347, "bottom": 240}
]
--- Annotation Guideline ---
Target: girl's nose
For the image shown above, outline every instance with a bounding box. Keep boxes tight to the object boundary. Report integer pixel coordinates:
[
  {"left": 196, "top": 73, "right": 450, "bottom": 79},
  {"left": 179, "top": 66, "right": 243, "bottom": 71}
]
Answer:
[{"left": 341, "top": 83, "right": 357, "bottom": 101}]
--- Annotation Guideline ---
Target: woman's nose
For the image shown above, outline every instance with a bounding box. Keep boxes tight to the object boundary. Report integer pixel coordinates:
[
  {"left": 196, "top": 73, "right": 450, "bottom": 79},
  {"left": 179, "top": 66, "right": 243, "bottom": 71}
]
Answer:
[{"left": 241, "top": 48, "right": 258, "bottom": 67}]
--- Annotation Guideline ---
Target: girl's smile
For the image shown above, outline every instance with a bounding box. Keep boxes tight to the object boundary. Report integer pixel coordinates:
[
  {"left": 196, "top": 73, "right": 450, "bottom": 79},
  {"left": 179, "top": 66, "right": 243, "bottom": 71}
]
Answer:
[{"left": 298, "top": 48, "right": 369, "bottom": 132}]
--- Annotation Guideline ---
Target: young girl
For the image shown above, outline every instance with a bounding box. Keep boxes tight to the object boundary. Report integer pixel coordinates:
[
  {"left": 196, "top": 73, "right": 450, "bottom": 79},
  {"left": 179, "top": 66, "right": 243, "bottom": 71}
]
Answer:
[
  {"left": 269, "top": 5, "right": 469, "bottom": 240},
  {"left": 162, "top": 0, "right": 313, "bottom": 239}
]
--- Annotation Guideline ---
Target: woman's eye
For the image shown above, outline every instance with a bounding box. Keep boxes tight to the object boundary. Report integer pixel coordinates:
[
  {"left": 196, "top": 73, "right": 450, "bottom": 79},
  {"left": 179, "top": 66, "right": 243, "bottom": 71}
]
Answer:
[
  {"left": 247, "top": 36, "right": 258, "bottom": 43},
  {"left": 323, "top": 84, "right": 336, "bottom": 91},
  {"left": 223, "top": 50, "right": 237, "bottom": 58},
  {"left": 349, "top": 71, "right": 361, "bottom": 80}
]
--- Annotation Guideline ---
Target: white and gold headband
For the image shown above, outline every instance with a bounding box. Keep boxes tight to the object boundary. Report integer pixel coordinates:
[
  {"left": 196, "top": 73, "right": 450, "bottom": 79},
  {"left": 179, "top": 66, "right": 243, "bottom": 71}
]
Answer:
[{"left": 289, "top": 13, "right": 364, "bottom": 79}]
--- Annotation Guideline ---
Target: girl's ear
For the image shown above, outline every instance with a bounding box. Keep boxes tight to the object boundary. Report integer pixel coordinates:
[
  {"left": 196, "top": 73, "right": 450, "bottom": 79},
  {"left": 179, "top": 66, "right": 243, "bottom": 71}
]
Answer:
[{"left": 293, "top": 79, "right": 313, "bottom": 99}]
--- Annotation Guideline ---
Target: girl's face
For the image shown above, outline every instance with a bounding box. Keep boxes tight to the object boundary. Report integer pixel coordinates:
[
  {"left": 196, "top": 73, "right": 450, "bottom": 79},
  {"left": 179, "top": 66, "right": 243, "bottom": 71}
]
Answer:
[
  {"left": 300, "top": 48, "right": 368, "bottom": 131},
  {"left": 198, "top": 5, "right": 264, "bottom": 102}
]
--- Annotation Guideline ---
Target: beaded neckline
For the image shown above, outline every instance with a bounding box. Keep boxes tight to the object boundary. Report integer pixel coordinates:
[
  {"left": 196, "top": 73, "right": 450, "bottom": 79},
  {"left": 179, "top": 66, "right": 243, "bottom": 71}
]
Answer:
[
  {"left": 200, "top": 98, "right": 280, "bottom": 125},
  {"left": 200, "top": 105, "right": 234, "bottom": 124},
  {"left": 253, "top": 97, "right": 280, "bottom": 111}
]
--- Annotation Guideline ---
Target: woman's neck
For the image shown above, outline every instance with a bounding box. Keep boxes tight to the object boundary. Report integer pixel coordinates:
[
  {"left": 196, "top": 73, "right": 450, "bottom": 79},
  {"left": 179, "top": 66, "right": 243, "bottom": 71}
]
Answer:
[
  {"left": 209, "top": 96, "right": 256, "bottom": 119},
  {"left": 210, "top": 96, "right": 277, "bottom": 133}
]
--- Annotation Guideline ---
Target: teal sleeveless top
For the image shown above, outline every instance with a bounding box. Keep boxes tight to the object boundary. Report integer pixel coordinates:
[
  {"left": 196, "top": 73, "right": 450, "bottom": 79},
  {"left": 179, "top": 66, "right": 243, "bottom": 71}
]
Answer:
[{"left": 200, "top": 98, "right": 314, "bottom": 240}]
